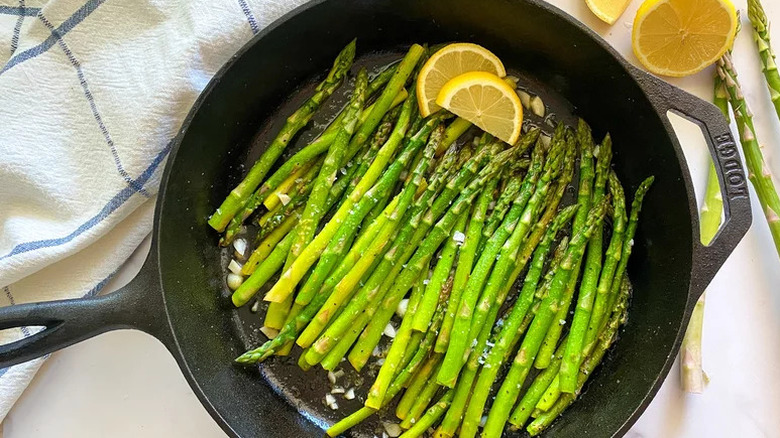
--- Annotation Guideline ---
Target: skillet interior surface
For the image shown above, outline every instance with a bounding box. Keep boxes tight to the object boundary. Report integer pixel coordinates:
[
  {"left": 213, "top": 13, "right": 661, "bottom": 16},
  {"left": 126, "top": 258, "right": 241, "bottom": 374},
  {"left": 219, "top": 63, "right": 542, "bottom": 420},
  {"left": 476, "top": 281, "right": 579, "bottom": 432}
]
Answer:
[{"left": 156, "top": 0, "right": 693, "bottom": 436}]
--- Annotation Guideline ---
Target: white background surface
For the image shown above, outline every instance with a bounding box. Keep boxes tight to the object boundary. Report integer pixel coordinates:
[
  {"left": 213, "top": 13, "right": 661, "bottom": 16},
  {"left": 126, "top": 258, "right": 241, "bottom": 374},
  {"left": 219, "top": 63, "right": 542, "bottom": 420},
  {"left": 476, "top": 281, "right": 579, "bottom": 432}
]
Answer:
[{"left": 3, "top": 0, "right": 780, "bottom": 436}]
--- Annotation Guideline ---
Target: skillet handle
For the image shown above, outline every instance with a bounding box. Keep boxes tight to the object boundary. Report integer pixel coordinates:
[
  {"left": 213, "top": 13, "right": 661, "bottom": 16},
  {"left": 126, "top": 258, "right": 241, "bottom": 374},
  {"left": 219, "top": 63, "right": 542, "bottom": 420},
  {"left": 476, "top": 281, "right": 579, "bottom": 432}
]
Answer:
[
  {"left": 0, "top": 254, "right": 170, "bottom": 369},
  {"left": 636, "top": 71, "right": 752, "bottom": 295}
]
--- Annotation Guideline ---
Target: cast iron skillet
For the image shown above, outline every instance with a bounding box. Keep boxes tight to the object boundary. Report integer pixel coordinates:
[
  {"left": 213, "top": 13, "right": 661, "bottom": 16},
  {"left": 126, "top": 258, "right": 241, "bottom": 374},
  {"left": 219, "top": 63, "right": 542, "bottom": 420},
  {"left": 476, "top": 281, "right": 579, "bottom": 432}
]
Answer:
[{"left": 0, "top": 0, "right": 752, "bottom": 436}]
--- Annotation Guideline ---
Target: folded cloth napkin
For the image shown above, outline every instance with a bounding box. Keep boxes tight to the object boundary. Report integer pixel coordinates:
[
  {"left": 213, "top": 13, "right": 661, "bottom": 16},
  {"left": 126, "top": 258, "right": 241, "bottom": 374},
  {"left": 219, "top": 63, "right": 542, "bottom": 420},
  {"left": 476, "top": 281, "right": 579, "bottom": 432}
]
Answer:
[{"left": 0, "top": 0, "right": 306, "bottom": 420}]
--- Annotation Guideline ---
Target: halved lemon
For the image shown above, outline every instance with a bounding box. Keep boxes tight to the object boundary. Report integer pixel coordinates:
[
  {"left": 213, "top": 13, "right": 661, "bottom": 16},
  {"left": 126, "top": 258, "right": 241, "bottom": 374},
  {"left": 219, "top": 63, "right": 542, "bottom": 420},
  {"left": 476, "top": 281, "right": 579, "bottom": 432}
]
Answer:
[
  {"left": 417, "top": 43, "right": 506, "bottom": 117},
  {"left": 632, "top": 0, "right": 737, "bottom": 77},
  {"left": 436, "top": 71, "right": 523, "bottom": 145},
  {"left": 586, "top": 0, "right": 632, "bottom": 24}
]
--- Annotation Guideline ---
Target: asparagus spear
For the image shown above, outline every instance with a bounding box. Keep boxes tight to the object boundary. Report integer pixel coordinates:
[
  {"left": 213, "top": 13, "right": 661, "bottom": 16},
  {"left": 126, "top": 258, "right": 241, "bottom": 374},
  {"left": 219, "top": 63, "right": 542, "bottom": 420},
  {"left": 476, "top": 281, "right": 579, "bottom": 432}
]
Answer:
[
  {"left": 438, "top": 117, "right": 473, "bottom": 155},
  {"left": 412, "top": 210, "right": 468, "bottom": 332},
  {"left": 348, "top": 144, "right": 513, "bottom": 372},
  {"left": 455, "top": 205, "right": 578, "bottom": 438},
  {"left": 401, "top": 360, "right": 444, "bottom": 428},
  {"left": 716, "top": 52, "right": 780, "bottom": 254},
  {"left": 398, "top": 390, "right": 454, "bottom": 438},
  {"left": 436, "top": 157, "right": 576, "bottom": 438},
  {"left": 231, "top": 232, "right": 295, "bottom": 307},
  {"left": 581, "top": 171, "right": 627, "bottom": 362},
  {"left": 347, "top": 44, "right": 426, "bottom": 158},
  {"left": 289, "top": 108, "right": 438, "bottom": 310},
  {"left": 209, "top": 40, "right": 355, "bottom": 231},
  {"left": 235, "top": 196, "right": 402, "bottom": 362},
  {"left": 263, "top": 69, "right": 369, "bottom": 330},
  {"left": 326, "top": 299, "right": 446, "bottom": 437},
  {"left": 360, "top": 148, "right": 511, "bottom": 405},
  {"left": 748, "top": 0, "right": 780, "bottom": 120},
  {"left": 681, "top": 77, "right": 727, "bottom": 393},
  {"left": 240, "top": 211, "right": 300, "bottom": 277},
  {"left": 482, "top": 198, "right": 610, "bottom": 438},
  {"left": 397, "top": 355, "right": 442, "bottom": 420},
  {"left": 262, "top": 93, "right": 424, "bottom": 305},
  {"left": 531, "top": 131, "right": 579, "bottom": 369},
  {"left": 295, "top": 122, "right": 444, "bottom": 348},
  {"left": 435, "top": 178, "right": 497, "bottom": 352},
  {"left": 322, "top": 144, "right": 496, "bottom": 370},
  {"left": 438, "top": 128, "right": 556, "bottom": 388},
  {"left": 523, "top": 276, "right": 630, "bottom": 435},
  {"left": 482, "top": 173, "right": 524, "bottom": 242}
]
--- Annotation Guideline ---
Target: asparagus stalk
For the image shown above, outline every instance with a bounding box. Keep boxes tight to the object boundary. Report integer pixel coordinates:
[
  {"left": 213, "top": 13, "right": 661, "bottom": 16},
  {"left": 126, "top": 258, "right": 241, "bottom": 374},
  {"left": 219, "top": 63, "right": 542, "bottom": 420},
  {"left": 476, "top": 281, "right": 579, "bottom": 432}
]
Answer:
[
  {"left": 240, "top": 211, "right": 300, "bottom": 277},
  {"left": 680, "top": 77, "right": 726, "bottom": 393},
  {"left": 482, "top": 173, "right": 524, "bottom": 242},
  {"left": 716, "top": 52, "right": 780, "bottom": 255},
  {"left": 574, "top": 171, "right": 626, "bottom": 377},
  {"left": 295, "top": 146, "right": 458, "bottom": 364},
  {"left": 412, "top": 210, "right": 468, "bottom": 332},
  {"left": 347, "top": 44, "right": 426, "bottom": 158},
  {"left": 398, "top": 390, "right": 454, "bottom": 438},
  {"left": 523, "top": 276, "right": 630, "bottom": 434},
  {"left": 295, "top": 123, "right": 444, "bottom": 349},
  {"left": 262, "top": 94, "right": 425, "bottom": 305},
  {"left": 533, "top": 132, "right": 580, "bottom": 369},
  {"left": 209, "top": 40, "right": 355, "bottom": 231},
  {"left": 333, "top": 145, "right": 498, "bottom": 370},
  {"left": 290, "top": 107, "right": 435, "bottom": 310},
  {"left": 435, "top": 178, "right": 497, "bottom": 352},
  {"left": 578, "top": 176, "right": 653, "bottom": 360},
  {"left": 748, "top": 0, "right": 780, "bottom": 120},
  {"left": 263, "top": 70, "right": 369, "bottom": 331},
  {"left": 438, "top": 128, "right": 557, "bottom": 388},
  {"left": 361, "top": 147, "right": 510, "bottom": 406},
  {"left": 401, "top": 361, "right": 444, "bottom": 428},
  {"left": 231, "top": 232, "right": 295, "bottom": 307},
  {"left": 351, "top": 146, "right": 509, "bottom": 373},
  {"left": 397, "top": 355, "right": 440, "bottom": 419},
  {"left": 438, "top": 117, "right": 473, "bottom": 155},
  {"left": 482, "top": 198, "right": 610, "bottom": 438},
  {"left": 326, "top": 298, "right": 446, "bottom": 437},
  {"left": 437, "top": 164, "right": 577, "bottom": 438},
  {"left": 456, "top": 205, "right": 578, "bottom": 438}
]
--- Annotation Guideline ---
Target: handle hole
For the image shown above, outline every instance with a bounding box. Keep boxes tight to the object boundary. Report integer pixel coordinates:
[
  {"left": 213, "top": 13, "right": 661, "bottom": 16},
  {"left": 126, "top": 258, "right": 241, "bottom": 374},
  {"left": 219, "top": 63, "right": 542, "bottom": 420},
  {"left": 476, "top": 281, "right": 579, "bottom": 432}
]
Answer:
[
  {"left": 0, "top": 326, "right": 47, "bottom": 346},
  {"left": 667, "top": 111, "right": 725, "bottom": 245}
]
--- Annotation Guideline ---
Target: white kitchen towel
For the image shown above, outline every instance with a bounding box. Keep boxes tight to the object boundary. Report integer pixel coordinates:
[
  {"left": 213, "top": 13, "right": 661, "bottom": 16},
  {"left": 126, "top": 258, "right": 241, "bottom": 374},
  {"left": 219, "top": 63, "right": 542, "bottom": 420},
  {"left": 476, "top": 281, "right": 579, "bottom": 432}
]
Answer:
[{"left": 0, "top": 0, "right": 306, "bottom": 420}]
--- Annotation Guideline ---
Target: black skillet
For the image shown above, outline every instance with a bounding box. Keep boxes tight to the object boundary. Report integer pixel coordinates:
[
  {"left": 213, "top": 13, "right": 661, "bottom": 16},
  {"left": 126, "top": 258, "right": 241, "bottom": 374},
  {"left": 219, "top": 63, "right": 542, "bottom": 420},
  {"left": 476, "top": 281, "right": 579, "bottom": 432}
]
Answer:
[{"left": 0, "top": 0, "right": 752, "bottom": 437}]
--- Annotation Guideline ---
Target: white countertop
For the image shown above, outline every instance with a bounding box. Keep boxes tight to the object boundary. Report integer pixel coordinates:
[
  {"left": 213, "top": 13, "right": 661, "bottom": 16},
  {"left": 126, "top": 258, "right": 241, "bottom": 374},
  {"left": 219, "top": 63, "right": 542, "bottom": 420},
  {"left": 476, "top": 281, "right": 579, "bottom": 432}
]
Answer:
[{"left": 3, "top": 0, "right": 780, "bottom": 437}]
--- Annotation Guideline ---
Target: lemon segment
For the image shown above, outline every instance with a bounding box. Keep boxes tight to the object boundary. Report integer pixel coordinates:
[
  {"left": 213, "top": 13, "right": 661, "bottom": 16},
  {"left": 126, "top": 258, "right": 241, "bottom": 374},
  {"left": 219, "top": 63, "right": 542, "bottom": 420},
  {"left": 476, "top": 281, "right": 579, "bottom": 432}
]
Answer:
[
  {"left": 416, "top": 43, "right": 506, "bottom": 117},
  {"left": 435, "top": 71, "right": 523, "bottom": 145},
  {"left": 586, "top": 0, "right": 632, "bottom": 24},
  {"left": 632, "top": 0, "right": 737, "bottom": 77}
]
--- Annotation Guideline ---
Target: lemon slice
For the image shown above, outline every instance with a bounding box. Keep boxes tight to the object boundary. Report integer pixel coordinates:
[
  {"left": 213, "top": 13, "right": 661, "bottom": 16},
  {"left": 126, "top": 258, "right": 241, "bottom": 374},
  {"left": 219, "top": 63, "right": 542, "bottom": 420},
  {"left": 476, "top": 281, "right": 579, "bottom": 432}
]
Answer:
[
  {"left": 436, "top": 71, "right": 523, "bottom": 145},
  {"left": 632, "top": 0, "right": 737, "bottom": 77},
  {"left": 586, "top": 0, "right": 632, "bottom": 24},
  {"left": 417, "top": 43, "right": 506, "bottom": 117}
]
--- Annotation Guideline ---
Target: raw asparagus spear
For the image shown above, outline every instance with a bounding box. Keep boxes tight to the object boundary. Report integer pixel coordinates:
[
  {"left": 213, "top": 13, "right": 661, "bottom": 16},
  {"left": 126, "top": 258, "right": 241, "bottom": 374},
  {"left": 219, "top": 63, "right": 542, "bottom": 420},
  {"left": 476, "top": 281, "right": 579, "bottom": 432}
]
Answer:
[
  {"left": 748, "top": 0, "right": 780, "bottom": 120},
  {"left": 716, "top": 52, "right": 780, "bottom": 254},
  {"left": 681, "top": 76, "right": 726, "bottom": 393}
]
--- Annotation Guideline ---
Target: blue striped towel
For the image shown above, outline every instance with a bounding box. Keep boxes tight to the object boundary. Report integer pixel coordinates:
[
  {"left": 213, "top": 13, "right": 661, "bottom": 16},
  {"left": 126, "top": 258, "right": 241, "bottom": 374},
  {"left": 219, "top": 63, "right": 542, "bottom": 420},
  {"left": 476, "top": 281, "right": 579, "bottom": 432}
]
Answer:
[{"left": 0, "top": 0, "right": 305, "bottom": 420}]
